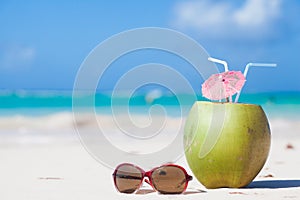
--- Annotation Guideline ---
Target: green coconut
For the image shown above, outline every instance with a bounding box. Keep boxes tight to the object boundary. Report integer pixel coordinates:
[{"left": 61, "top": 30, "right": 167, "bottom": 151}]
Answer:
[{"left": 184, "top": 101, "right": 271, "bottom": 189}]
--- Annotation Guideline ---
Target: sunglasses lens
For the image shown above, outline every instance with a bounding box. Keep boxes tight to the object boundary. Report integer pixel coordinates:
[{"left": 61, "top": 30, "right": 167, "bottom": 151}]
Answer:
[
  {"left": 151, "top": 166, "right": 187, "bottom": 194},
  {"left": 114, "top": 164, "right": 143, "bottom": 194}
]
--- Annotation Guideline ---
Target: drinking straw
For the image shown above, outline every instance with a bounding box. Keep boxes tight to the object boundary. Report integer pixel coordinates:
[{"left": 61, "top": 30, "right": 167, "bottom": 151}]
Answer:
[
  {"left": 208, "top": 57, "right": 229, "bottom": 72},
  {"left": 208, "top": 57, "right": 231, "bottom": 102},
  {"left": 234, "top": 63, "right": 277, "bottom": 103}
]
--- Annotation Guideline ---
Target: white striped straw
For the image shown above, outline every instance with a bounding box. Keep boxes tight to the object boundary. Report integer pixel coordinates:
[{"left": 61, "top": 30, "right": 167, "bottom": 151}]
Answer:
[
  {"left": 208, "top": 57, "right": 229, "bottom": 72},
  {"left": 234, "top": 63, "right": 277, "bottom": 103},
  {"left": 208, "top": 57, "right": 231, "bottom": 102}
]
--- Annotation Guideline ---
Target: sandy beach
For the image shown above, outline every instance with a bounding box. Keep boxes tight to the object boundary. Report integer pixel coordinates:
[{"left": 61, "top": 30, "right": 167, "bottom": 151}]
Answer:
[
  {"left": 1, "top": 0, "right": 300, "bottom": 199},
  {"left": 0, "top": 114, "right": 300, "bottom": 200}
]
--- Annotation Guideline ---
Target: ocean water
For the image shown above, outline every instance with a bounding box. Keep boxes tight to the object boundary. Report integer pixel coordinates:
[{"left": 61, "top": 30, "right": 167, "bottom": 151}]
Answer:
[
  {"left": 0, "top": 90, "right": 299, "bottom": 113},
  {"left": 0, "top": 90, "right": 299, "bottom": 131},
  {"left": 0, "top": 90, "right": 299, "bottom": 149}
]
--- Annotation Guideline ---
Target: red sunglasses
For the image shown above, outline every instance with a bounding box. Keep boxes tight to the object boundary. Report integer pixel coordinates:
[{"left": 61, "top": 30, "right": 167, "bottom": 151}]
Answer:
[{"left": 112, "top": 163, "right": 193, "bottom": 194}]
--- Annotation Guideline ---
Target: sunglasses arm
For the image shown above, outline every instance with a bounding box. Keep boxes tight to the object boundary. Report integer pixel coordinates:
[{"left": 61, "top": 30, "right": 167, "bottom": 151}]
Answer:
[{"left": 145, "top": 178, "right": 151, "bottom": 185}]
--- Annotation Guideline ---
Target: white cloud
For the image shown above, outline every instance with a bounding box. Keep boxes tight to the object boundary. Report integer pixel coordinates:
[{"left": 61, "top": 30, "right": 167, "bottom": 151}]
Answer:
[
  {"left": 0, "top": 44, "right": 36, "bottom": 70},
  {"left": 233, "top": 0, "right": 281, "bottom": 27},
  {"left": 172, "top": 0, "right": 282, "bottom": 39}
]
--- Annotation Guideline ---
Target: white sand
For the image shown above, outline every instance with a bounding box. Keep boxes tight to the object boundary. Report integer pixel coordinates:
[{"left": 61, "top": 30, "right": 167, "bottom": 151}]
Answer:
[{"left": 0, "top": 116, "right": 300, "bottom": 200}]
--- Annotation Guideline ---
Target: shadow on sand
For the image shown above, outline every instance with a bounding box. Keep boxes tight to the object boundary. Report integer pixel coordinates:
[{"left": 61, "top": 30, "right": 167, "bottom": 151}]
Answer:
[
  {"left": 135, "top": 188, "right": 206, "bottom": 195},
  {"left": 247, "top": 180, "right": 300, "bottom": 189}
]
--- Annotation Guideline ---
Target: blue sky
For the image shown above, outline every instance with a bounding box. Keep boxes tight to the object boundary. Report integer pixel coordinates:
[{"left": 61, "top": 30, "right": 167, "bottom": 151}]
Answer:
[{"left": 0, "top": 0, "right": 300, "bottom": 93}]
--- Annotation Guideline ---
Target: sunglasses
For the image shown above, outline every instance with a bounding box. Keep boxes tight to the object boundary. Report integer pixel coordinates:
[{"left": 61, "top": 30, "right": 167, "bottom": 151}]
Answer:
[{"left": 112, "top": 163, "right": 193, "bottom": 194}]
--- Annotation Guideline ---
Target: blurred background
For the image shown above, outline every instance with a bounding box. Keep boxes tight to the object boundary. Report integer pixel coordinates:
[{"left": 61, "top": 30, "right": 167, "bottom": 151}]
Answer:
[
  {"left": 0, "top": 0, "right": 299, "bottom": 116},
  {"left": 1, "top": 2, "right": 299, "bottom": 199}
]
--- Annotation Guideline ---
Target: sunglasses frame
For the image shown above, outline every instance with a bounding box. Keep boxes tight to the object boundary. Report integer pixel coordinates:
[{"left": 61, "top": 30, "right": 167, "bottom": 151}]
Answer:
[{"left": 112, "top": 163, "right": 193, "bottom": 194}]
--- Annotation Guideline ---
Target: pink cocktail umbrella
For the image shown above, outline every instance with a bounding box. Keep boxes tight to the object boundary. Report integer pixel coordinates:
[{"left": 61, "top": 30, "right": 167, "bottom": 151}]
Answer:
[
  {"left": 202, "top": 71, "right": 246, "bottom": 101},
  {"left": 205, "top": 57, "right": 276, "bottom": 103}
]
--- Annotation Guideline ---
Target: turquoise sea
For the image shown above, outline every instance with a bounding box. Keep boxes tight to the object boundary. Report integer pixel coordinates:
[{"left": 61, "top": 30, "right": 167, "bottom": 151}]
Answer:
[{"left": 0, "top": 90, "right": 299, "bottom": 119}]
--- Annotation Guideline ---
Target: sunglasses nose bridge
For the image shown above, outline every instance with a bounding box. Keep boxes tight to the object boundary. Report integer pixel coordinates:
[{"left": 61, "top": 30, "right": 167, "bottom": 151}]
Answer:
[
  {"left": 144, "top": 177, "right": 151, "bottom": 185},
  {"left": 144, "top": 171, "right": 152, "bottom": 184}
]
